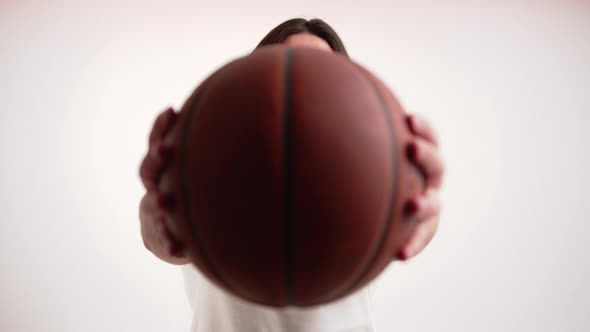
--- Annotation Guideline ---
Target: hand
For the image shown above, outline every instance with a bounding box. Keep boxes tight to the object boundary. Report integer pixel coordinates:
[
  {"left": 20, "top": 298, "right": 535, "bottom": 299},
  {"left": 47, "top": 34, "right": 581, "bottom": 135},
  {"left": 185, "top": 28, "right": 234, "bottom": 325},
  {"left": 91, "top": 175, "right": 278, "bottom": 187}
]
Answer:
[
  {"left": 139, "top": 107, "right": 190, "bottom": 265},
  {"left": 396, "top": 113, "right": 445, "bottom": 261}
]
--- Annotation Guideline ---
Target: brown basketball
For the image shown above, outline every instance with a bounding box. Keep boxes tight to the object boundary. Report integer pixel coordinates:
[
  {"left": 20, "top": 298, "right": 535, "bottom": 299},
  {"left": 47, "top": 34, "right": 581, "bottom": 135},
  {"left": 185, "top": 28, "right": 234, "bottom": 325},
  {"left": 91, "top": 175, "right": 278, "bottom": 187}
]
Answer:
[{"left": 159, "top": 44, "right": 424, "bottom": 307}]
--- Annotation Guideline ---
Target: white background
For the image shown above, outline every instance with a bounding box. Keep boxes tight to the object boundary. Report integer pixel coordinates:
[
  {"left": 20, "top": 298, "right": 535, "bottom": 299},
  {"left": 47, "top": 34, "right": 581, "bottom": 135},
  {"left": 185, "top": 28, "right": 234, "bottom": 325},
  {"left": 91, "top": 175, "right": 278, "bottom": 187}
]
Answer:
[{"left": 1, "top": 1, "right": 589, "bottom": 331}]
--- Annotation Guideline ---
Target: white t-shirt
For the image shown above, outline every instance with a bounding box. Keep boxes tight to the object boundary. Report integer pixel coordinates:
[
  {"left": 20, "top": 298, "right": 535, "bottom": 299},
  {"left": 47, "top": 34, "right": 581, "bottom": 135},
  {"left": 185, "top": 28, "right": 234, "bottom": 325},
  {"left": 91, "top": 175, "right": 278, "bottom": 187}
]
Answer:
[{"left": 182, "top": 264, "right": 377, "bottom": 332}]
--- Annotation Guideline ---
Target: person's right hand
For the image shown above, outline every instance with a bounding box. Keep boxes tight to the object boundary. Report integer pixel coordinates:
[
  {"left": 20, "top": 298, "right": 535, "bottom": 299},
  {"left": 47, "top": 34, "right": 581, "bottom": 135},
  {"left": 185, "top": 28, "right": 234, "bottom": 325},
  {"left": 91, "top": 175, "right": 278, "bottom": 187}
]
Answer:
[{"left": 139, "top": 107, "right": 191, "bottom": 265}]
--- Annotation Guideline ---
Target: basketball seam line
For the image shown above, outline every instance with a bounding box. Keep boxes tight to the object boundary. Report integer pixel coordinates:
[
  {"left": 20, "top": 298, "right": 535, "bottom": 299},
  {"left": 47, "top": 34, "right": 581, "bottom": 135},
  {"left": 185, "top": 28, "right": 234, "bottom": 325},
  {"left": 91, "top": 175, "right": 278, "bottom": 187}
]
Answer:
[
  {"left": 181, "top": 76, "right": 233, "bottom": 293},
  {"left": 327, "top": 65, "right": 398, "bottom": 302},
  {"left": 283, "top": 47, "right": 295, "bottom": 305}
]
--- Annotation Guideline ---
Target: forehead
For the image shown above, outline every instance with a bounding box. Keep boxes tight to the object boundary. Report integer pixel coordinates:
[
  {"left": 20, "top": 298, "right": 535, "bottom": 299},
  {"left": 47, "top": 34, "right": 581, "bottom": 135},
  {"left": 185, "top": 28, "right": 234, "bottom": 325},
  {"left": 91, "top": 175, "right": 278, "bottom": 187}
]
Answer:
[{"left": 282, "top": 33, "right": 333, "bottom": 52}]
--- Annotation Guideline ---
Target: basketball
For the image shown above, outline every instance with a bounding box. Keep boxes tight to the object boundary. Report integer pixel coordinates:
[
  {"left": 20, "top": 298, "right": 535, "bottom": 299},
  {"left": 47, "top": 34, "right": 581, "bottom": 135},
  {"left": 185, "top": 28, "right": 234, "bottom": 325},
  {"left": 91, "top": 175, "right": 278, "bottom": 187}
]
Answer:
[{"left": 158, "top": 45, "right": 424, "bottom": 307}]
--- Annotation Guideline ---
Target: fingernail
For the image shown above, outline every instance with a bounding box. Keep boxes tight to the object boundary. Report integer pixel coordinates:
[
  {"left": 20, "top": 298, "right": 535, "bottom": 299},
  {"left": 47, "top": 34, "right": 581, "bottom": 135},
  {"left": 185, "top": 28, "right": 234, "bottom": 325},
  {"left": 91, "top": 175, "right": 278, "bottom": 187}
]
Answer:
[
  {"left": 171, "top": 246, "right": 186, "bottom": 258},
  {"left": 406, "top": 142, "right": 417, "bottom": 161},
  {"left": 168, "top": 234, "right": 185, "bottom": 257},
  {"left": 405, "top": 115, "right": 413, "bottom": 131},
  {"left": 157, "top": 144, "right": 171, "bottom": 160},
  {"left": 395, "top": 249, "right": 409, "bottom": 261},
  {"left": 157, "top": 193, "right": 173, "bottom": 210},
  {"left": 403, "top": 200, "right": 418, "bottom": 217}
]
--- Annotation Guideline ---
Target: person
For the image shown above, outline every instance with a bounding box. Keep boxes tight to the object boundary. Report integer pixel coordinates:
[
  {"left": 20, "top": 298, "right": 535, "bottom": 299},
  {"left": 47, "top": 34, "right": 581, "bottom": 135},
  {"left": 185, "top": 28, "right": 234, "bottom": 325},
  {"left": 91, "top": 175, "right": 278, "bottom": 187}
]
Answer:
[{"left": 139, "top": 18, "right": 444, "bottom": 332}]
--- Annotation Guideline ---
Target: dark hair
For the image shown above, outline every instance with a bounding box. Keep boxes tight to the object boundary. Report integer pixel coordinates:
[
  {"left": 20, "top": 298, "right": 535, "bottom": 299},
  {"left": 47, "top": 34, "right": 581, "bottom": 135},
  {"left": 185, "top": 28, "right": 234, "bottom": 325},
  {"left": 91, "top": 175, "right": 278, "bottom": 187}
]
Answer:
[{"left": 256, "top": 18, "right": 349, "bottom": 57}]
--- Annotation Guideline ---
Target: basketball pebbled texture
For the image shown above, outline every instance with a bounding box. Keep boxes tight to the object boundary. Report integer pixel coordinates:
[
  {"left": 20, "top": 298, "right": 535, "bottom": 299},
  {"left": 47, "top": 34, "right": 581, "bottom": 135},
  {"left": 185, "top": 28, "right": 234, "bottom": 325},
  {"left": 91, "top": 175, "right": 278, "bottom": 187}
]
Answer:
[{"left": 159, "top": 45, "right": 425, "bottom": 307}]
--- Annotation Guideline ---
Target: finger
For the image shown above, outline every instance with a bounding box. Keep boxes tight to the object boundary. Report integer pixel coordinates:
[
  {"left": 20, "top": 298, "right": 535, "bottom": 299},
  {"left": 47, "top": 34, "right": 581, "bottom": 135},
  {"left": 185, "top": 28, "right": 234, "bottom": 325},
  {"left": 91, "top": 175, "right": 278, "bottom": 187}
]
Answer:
[
  {"left": 408, "top": 138, "right": 445, "bottom": 189},
  {"left": 149, "top": 141, "right": 172, "bottom": 164},
  {"left": 405, "top": 189, "right": 441, "bottom": 223},
  {"left": 406, "top": 113, "right": 439, "bottom": 147},
  {"left": 396, "top": 190, "right": 441, "bottom": 261},
  {"left": 149, "top": 107, "right": 177, "bottom": 146},
  {"left": 139, "top": 152, "right": 160, "bottom": 190},
  {"left": 155, "top": 215, "right": 187, "bottom": 259},
  {"left": 156, "top": 221, "right": 174, "bottom": 254},
  {"left": 139, "top": 142, "right": 171, "bottom": 190},
  {"left": 143, "top": 238, "right": 153, "bottom": 253},
  {"left": 162, "top": 222, "right": 185, "bottom": 258},
  {"left": 140, "top": 191, "right": 174, "bottom": 223},
  {"left": 396, "top": 220, "right": 430, "bottom": 261},
  {"left": 140, "top": 204, "right": 160, "bottom": 254},
  {"left": 171, "top": 247, "right": 187, "bottom": 259},
  {"left": 422, "top": 215, "right": 439, "bottom": 248},
  {"left": 139, "top": 191, "right": 167, "bottom": 221},
  {"left": 139, "top": 154, "right": 157, "bottom": 190},
  {"left": 140, "top": 193, "right": 176, "bottom": 256},
  {"left": 397, "top": 215, "right": 439, "bottom": 261}
]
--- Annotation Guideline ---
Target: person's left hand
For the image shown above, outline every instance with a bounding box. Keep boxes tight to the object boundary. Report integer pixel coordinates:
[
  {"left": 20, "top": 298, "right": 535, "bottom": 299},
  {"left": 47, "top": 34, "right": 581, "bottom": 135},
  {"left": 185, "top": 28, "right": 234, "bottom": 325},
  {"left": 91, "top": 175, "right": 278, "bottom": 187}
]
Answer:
[{"left": 395, "top": 113, "right": 445, "bottom": 261}]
